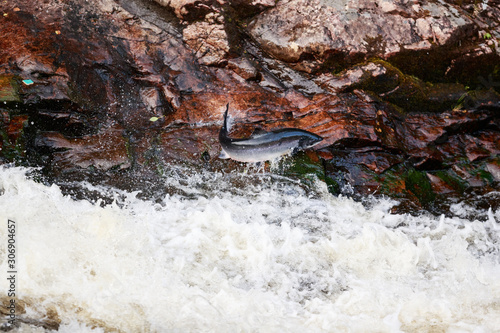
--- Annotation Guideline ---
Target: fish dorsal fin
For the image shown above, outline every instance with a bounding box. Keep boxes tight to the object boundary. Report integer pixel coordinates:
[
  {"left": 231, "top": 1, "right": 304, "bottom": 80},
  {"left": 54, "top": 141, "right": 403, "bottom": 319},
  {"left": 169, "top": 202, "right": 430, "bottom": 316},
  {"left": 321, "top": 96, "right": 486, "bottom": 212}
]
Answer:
[{"left": 250, "top": 128, "right": 268, "bottom": 138}]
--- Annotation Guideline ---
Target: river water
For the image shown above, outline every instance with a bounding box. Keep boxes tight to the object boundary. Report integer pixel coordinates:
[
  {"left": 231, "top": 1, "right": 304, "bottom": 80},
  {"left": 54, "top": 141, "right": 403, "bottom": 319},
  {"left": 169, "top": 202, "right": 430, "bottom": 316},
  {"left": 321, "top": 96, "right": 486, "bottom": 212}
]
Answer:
[{"left": 0, "top": 165, "right": 499, "bottom": 332}]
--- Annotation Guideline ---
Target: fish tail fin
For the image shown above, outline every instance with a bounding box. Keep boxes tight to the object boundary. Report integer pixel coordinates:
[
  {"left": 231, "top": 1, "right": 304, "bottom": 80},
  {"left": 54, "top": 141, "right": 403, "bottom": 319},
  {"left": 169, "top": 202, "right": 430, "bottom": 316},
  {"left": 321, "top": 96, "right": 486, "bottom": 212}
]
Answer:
[{"left": 223, "top": 103, "right": 229, "bottom": 132}]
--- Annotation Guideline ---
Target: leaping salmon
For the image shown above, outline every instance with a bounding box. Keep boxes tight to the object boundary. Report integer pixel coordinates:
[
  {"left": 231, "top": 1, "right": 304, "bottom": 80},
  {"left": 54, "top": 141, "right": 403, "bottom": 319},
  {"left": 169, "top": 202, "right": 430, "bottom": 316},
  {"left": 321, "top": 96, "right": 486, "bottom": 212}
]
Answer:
[{"left": 219, "top": 104, "right": 323, "bottom": 162}]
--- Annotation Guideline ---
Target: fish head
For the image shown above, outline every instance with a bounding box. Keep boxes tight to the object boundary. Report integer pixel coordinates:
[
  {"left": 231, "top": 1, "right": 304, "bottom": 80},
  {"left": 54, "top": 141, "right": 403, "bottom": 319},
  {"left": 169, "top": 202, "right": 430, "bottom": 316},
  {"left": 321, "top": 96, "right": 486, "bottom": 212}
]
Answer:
[{"left": 298, "top": 133, "right": 323, "bottom": 149}]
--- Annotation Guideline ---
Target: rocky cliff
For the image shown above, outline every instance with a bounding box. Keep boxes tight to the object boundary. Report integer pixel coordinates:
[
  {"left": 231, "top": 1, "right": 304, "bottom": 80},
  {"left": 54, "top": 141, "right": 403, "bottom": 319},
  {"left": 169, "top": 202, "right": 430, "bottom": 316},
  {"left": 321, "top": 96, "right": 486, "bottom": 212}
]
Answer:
[{"left": 1, "top": 0, "right": 499, "bottom": 214}]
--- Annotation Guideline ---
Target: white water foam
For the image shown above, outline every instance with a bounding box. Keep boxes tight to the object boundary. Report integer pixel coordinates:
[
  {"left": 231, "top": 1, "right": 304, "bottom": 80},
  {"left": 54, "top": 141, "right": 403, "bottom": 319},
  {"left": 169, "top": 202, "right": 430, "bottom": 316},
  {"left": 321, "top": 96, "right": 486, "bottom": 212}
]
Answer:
[{"left": 0, "top": 166, "right": 499, "bottom": 332}]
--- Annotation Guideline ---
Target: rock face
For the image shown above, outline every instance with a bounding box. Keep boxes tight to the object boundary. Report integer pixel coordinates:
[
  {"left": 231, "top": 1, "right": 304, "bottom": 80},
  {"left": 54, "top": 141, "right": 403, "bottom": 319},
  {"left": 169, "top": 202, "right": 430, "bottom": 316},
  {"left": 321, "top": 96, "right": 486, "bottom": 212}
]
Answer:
[
  {"left": 0, "top": 0, "right": 499, "bottom": 215},
  {"left": 182, "top": 14, "right": 230, "bottom": 66},
  {"left": 248, "top": 0, "right": 475, "bottom": 63}
]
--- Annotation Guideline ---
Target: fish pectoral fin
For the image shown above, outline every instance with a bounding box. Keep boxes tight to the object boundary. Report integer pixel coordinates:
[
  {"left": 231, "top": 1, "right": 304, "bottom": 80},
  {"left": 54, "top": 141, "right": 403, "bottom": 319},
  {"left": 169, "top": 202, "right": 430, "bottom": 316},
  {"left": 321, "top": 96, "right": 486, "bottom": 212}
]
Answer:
[{"left": 219, "top": 149, "right": 231, "bottom": 159}]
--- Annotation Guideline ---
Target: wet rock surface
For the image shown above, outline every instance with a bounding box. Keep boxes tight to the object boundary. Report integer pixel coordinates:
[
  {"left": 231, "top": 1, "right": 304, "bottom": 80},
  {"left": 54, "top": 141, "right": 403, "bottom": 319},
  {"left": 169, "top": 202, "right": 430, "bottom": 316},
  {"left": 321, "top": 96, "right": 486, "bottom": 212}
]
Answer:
[{"left": 0, "top": 0, "right": 499, "bottom": 215}]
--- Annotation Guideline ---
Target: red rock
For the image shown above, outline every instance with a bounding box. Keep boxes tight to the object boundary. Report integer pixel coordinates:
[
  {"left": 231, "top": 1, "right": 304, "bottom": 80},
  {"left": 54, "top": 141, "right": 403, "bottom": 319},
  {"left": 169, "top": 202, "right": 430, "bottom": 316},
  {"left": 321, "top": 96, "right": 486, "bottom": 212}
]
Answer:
[
  {"left": 476, "top": 130, "right": 500, "bottom": 156},
  {"left": 464, "top": 134, "right": 493, "bottom": 162},
  {"left": 159, "top": 126, "right": 220, "bottom": 163},
  {"left": 357, "top": 151, "right": 403, "bottom": 174},
  {"left": 182, "top": 14, "right": 229, "bottom": 66},
  {"left": 227, "top": 57, "right": 260, "bottom": 81},
  {"left": 6, "top": 115, "right": 28, "bottom": 145},
  {"left": 427, "top": 173, "right": 456, "bottom": 195}
]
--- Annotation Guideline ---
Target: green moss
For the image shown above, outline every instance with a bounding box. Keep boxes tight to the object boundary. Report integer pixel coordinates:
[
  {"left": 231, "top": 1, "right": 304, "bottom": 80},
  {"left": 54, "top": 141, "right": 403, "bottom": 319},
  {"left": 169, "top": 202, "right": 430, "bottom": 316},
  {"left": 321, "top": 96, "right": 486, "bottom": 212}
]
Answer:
[
  {"left": 388, "top": 48, "right": 451, "bottom": 83},
  {"left": 375, "top": 163, "right": 408, "bottom": 198},
  {"left": 282, "top": 152, "right": 340, "bottom": 194},
  {"left": 346, "top": 59, "right": 466, "bottom": 113},
  {"left": 434, "top": 170, "right": 467, "bottom": 193},
  {"left": 471, "top": 167, "right": 495, "bottom": 185},
  {"left": 285, "top": 152, "right": 323, "bottom": 176},
  {"left": 405, "top": 169, "right": 435, "bottom": 205},
  {"left": 355, "top": 59, "right": 402, "bottom": 94},
  {"left": 324, "top": 175, "right": 340, "bottom": 195},
  {"left": 124, "top": 136, "right": 132, "bottom": 160}
]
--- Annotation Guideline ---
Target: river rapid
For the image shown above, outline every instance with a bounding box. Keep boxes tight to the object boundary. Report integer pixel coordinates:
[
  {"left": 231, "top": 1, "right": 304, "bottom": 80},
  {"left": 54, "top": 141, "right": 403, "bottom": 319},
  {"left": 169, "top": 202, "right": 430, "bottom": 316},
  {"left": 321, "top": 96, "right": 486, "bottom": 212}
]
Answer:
[{"left": 0, "top": 165, "right": 499, "bottom": 332}]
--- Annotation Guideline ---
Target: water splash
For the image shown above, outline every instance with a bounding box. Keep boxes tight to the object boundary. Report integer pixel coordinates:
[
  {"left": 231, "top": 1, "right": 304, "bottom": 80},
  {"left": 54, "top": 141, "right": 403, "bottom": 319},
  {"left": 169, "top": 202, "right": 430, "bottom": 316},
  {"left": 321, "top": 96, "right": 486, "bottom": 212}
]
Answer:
[{"left": 0, "top": 166, "right": 499, "bottom": 332}]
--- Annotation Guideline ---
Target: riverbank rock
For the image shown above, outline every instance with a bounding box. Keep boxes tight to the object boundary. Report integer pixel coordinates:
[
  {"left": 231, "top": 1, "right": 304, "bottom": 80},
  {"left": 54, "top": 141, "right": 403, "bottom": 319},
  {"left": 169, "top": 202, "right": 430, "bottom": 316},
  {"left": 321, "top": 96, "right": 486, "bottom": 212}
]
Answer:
[
  {"left": 248, "top": 0, "right": 474, "bottom": 65},
  {"left": 0, "top": 0, "right": 499, "bottom": 215}
]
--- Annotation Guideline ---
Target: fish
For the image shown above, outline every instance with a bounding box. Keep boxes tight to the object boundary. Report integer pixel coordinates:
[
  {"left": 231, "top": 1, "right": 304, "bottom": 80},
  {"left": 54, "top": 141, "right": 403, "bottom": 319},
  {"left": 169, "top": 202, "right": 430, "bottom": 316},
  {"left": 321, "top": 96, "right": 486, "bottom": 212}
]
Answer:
[{"left": 218, "top": 104, "right": 323, "bottom": 162}]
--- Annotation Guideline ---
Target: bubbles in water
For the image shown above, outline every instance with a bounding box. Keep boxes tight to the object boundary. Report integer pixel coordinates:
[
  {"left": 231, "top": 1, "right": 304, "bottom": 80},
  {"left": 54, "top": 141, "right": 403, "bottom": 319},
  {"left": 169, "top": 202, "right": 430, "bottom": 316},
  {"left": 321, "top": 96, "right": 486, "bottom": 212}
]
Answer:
[{"left": 0, "top": 165, "right": 499, "bottom": 331}]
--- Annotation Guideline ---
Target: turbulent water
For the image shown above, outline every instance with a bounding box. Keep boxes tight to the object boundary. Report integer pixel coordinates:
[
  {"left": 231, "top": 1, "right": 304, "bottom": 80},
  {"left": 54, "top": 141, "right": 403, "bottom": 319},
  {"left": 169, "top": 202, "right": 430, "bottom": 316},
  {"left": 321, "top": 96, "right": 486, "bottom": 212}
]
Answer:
[{"left": 0, "top": 165, "right": 499, "bottom": 332}]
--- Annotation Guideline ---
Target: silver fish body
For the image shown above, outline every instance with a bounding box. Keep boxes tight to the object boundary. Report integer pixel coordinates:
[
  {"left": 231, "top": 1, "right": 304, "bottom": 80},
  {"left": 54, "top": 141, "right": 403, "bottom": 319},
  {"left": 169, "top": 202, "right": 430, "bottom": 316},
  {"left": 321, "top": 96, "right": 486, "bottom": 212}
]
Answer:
[{"left": 219, "top": 105, "right": 323, "bottom": 162}]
